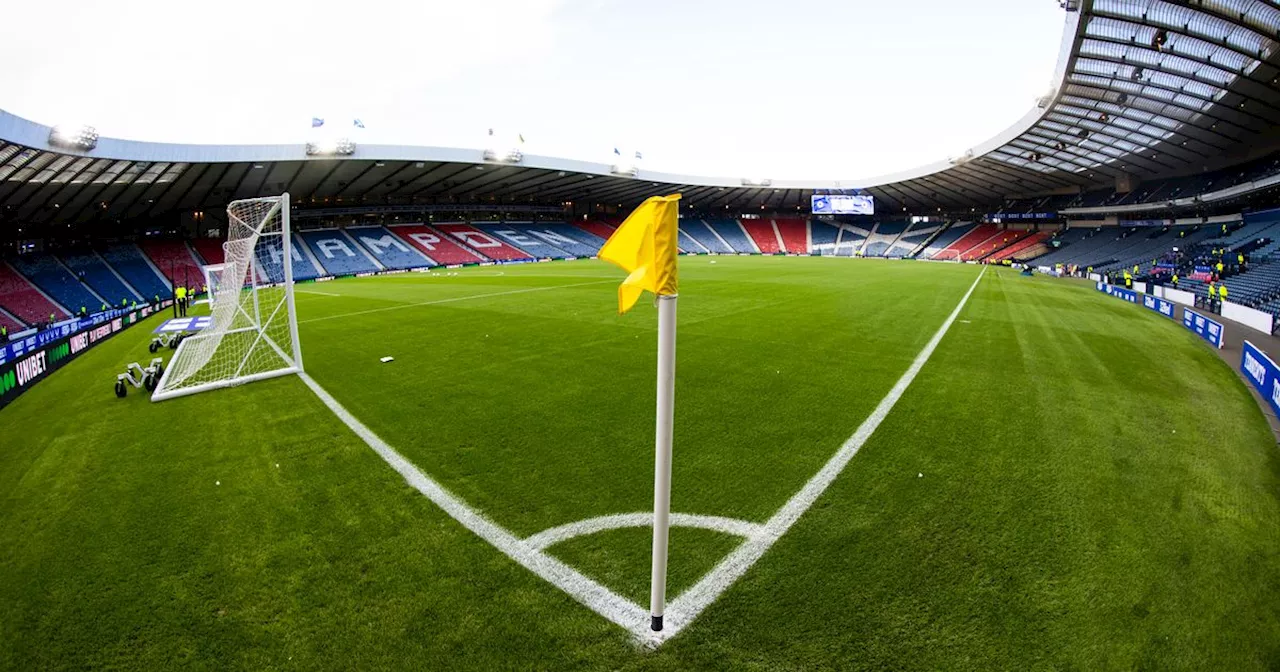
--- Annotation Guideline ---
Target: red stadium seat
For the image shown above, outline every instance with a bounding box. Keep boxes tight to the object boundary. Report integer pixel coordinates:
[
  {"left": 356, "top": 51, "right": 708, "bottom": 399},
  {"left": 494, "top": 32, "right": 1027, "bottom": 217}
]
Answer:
[
  {"left": 741, "top": 219, "right": 783, "bottom": 254},
  {"left": 0, "top": 262, "right": 67, "bottom": 325},
  {"left": 389, "top": 224, "right": 490, "bottom": 265},
  {"left": 774, "top": 218, "right": 808, "bottom": 254},
  {"left": 435, "top": 224, "right": 532, "bottom": 261},
  {"left": 140, "top": 240, "right": 204, "bottom": 289}
]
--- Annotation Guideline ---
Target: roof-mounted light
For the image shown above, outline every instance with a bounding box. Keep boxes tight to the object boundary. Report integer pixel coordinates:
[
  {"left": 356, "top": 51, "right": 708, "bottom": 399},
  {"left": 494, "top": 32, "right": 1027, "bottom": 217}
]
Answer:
[
  {"left": 306, "top": 139, "right": 356, "bottom": 156},
  {"left": 49, "top": 124, "right": 98, "bottom": 150}
]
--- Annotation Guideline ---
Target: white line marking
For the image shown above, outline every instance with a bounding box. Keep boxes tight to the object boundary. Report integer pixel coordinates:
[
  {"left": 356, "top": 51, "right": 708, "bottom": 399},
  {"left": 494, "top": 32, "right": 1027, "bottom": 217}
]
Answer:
[
  {"left": 649, "top": 266, "right": 985, "bottom": 644},
  {"left": 525, "top": 513, "right": 763, "bottom": 551},
  {"left": 297, "top": 289, "right": 342, "bottom": 297},
  {"left": 298, "top": 266, "right": 984, "bottom": 646},
  {"left": 298, "top": 371, "right": 650, "bottom": 634},
  {"left": 299, "top": 279, "right": 613, "bottom": 325}
]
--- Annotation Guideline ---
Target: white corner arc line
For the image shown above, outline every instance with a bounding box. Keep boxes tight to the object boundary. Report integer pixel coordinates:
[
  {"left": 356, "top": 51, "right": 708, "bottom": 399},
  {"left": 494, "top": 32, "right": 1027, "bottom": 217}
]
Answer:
[
  {"left": 298, "top": 279, "right": 613, "bottom": 325},
  {"left": 524, "top": 513, "right": 764, "bottom": 552},
  {"left": 647, "top": 265, "right": 986, "bottom": 645}
]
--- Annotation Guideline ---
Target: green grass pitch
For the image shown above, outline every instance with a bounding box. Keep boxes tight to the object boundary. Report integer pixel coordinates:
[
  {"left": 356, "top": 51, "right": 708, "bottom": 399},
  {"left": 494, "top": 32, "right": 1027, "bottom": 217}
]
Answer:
[{"left": 2, "top": 256, "right": 1279, "bottom": 670}]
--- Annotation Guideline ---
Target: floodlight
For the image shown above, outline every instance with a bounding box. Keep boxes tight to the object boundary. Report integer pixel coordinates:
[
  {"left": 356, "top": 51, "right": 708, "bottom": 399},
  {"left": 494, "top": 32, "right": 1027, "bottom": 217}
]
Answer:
[
  {"left": 741, "top": 178, "right": 772, "bottom": 187},
  {"left": 306, "top": 139, "right": 356, "bottom": 156},
  {"left": 483, "top": 147, "right": 523, "bottom": 163},
  {"left": 49, "top": 124, "right": 98, "bottom": 150}
]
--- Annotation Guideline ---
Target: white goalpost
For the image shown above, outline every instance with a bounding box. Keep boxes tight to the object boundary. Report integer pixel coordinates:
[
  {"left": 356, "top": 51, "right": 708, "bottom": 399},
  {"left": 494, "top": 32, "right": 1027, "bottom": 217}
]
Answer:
[
  {"left": 152, "top": 193, "right": 304, "bottom": 401},
  {"left": 197, "top": 262, "right": 227, "bottom": 306}
]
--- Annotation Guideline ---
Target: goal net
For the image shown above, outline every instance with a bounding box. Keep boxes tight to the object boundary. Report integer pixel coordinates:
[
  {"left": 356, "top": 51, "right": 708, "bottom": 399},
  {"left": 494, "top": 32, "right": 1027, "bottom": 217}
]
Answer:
[
  {"left": 152, "top": 194, "right": 304, "bottom": 401},
  {"left": 198, "top": 263, "right": 226, "bottom": 306}
]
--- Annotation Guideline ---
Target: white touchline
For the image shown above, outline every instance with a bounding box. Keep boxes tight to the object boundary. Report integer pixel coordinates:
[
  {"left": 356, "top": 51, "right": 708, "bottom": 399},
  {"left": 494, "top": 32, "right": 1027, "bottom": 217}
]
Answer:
[
  {"left": 297, "top": 289, "right": 342, "bottom": 297},
  {"left": 298, "top": 279, "right": 614, "bottom": 325},
  {"left": 299, "top": 265, "right": 984, "bottom": 647}
]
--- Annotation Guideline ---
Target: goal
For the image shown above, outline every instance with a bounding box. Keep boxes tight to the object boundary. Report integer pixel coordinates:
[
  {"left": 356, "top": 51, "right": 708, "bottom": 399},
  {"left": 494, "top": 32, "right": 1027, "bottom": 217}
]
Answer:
[
  {"left": 198, "top": 263, "right": 226, "bottom": 306},
  {"left": 151, "top": 194, "right": 304, "bottom": 401}
]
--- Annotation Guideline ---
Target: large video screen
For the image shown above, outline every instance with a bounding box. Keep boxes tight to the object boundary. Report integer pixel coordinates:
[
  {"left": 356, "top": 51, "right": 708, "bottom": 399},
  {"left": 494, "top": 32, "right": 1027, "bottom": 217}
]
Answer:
[{"left": 812, "top": 194, "right": 874, "bottom": 215}]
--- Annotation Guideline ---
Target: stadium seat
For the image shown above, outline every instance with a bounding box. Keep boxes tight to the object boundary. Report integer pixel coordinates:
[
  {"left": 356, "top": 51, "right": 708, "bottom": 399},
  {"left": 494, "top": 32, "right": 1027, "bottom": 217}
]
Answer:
[
  {"left": 862, "top": 221, "right": 908, "bottom": 258},
  {"left": 348, "top": 226, "right": 435, "bottom": 270},
  {"left": 140, "top": 240, "right": 206, "bottom": 292},
  {"left": 574, "top": 221, "right": 616, "bottom": 242},
  {"left": 521, "top": 224, "right": 604, "bottom": 257},
  {"left": 888, "top": 221, "right": 941, "bottom": 257},
  {"left": 933, "top": 224, "right": 1000, "bottom": 260},
  {"left": 773, "top": 218, "right": 809, "bottom": 254},
  {"left": 100, "top": 244, "right": 171, "bottom": 300},
  {"left": 389, "top": 224, "right": 489, "bottom": 265},
  {"left": 919, "top": 222, "right": 974, "bottom": 259},
  {"left": 810, "top": 221, "right": 840, "bottom": 255},
  {"left": 740, "top": 219, "right": 783, "bottom": 254},
  {"left": 190, "top": 238, "right": 225, "bottom": 266},
  {"left": 677, "top": 227, "right": 710, "bottom": 253},
  {"left": 436, "top": 224, "right": 533, "bottom": 261},
  {"left": 475, "top": 224, "right": 574, "bottom": 259},
  {"left": 253, "top": 235, "right": 324, "bottom": 282},
  {"left": 833, "top": 224, "right": 870, "bottom": 256},
  {"left": 0, "top": 262, "right": 68, "bottom": 325},
  {"left": 8, "top": 254, "right": 104, "bottom": 314},
  {"left": 297, "top": 230, "right": 384, "bottom": 276},
  {"left": 680, "top": 220, "right": 734, "bottom": 254},
  {"left": 987, "top": 232, "right": 1051, "bottom": 262},
  {"left": 60, "top": 252, "right": 144, "bottom": 305},
  {"left": 704, "top": 219, "right": 756, "bottom": 253}
]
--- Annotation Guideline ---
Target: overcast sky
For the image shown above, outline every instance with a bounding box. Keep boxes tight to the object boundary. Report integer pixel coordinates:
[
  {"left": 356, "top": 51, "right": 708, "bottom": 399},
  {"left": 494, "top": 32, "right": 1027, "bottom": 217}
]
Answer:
[{"left": 3, "top": 0, "right": 1064, "bottom": 181}]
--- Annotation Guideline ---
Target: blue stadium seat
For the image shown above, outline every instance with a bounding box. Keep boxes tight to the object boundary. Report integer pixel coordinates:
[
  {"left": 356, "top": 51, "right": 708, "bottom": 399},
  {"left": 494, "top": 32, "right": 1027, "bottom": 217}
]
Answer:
[
  {"left": 254, "top": 235, "right": 324, "bottom": 282},
  {"left": 681, "top": 221, "right": 733, "bottom": 254},
  {"left": 101, "top": 244, "right": 171, "bottom": 300},
  {"left": 475, "top": 224, "right": 573, "bottom": 258},
  {"left": 348, "top": 227, "right": 435, "bottom": 270},
  {"left": 810, "top": 222, "right": 840, "bottom": 255},
  {"left": 704, "top": 219, "right": 755, "bottom": 253},
  {"left": 298, "top": 230, "right": 382, "bottom": 276},
  {"left": 8, "top": 254, "right": 104, "bottom": 313},
  {"left": 61, "top": 252, "right": 143, "bottom": 305}
]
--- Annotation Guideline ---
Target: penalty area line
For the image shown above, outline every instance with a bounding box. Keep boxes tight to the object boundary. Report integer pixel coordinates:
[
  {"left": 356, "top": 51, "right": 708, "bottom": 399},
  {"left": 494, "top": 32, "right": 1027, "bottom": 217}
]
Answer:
[
  {"left": 297, "top": 289, "right": 342, "bottom": 297},
  {"left": 298, "top": 279, "right": 614, "bottom": 325}
]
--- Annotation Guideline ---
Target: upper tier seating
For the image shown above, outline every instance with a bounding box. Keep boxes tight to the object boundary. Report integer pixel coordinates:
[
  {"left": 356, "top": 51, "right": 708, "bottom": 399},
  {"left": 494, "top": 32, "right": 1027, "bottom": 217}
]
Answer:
[
  {"left": 348, "top": 227, "right": 435, "bottom": 270},
  {"left": 704, "top": 219, "right": 756, "bottom": 253},
  {"left": 680, "top": 221, "right": 734, "bottom": 253},
  {"left": 297, "top": 230, "right": 383, "bottom": 276},
  {"left": 0, "top": 262, "right": 67, "bottom": 325},
  {"left": 140, "top": 240, "right": 205, "bottom": 291},
  {"left": 740, "top": 220, "right": 783, "bottom": 254},
  {"left": 8, "top": 254, "right": 102, "bottom": 314},
  {"left": 101, "top": 245, "right": 171, "bottom": 300},
  {"left": 60, "top": 252, "right": 142, "bottom": 305},
  {"left": 436, "top": 224, "right": 532, "bottom": 261},
  {"left": 389, "top": 224, "right": 489, "bottom": 264}
]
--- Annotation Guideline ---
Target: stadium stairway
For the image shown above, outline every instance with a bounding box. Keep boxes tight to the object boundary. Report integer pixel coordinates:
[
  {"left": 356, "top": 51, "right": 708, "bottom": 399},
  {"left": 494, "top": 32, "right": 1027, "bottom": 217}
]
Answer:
[
  {"left": 774, "top": 218, "right": 808, "bottom": 254},
  {"left": 677, "top": 227, "right": 710, "bottom": 253},
  {"left": 740, "top": 219, "right": 784, "bottom": 254},
  {"left": 810, "top": 221, "right": 840, "bottom": 255},
  {"left": 8, "top": 254, "right": 104, "bottom": 315},
  {"left": 141, "top": 240, "right": 205, "bottom": 292},
  {"left": 0, "top": 261, "right": 69, "bottom": 325},
  {"left": 474, "top": 224, "right": 573, "bottom": 259},
  {"left": 60, "top": 252, "right": 143, "bottom": 306},
  {"left": 435, "top": 224, "right": 533, "bottom": 261},
  {"left": 705, "top": 219, "right": 757, "bottom": 253},
  {"left": 389, "top": 224, "right": 489, "bottom": 265},
  {"left": 918, "top": 222, "right": 974, "bottom": 259},
  {"left": 348, "top": 226, "right": 435, "bottom": 270},
  {"left": 298, "top": 229, "right": 385, "bottom": 276},
  {"left": 680, "top": 220, "right": 734, "bottom": 254},
  {"left": 101, "top": 244, "right": 171, "bottom": 301},
  {"left": 190, "top": 238, "right": 225, "bottom": 266},
  {"left": 0, "top": 305, "right": 23, "bottom": 332}
]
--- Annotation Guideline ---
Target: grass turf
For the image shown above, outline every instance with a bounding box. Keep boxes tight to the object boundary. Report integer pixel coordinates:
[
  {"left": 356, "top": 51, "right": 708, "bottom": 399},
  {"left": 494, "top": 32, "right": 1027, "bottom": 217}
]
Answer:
[{"left": 1, "top": 257, "right": 1278, "bottom": 670}]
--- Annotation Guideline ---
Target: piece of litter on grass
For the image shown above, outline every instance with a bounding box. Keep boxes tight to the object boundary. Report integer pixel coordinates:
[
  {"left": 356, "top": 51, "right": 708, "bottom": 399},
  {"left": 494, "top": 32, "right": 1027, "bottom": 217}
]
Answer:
[
  {"left": 275, "top": 463, "right": 280, "bottom": 468},
  {"left": 380, "top": 356, "right": 394, "bottom": 363},
  {"left": 216, "top": 481, "right": 221, "bottom": 486},
  {"left": 918, "top": 473, "right": 923, "bottom": 478}
]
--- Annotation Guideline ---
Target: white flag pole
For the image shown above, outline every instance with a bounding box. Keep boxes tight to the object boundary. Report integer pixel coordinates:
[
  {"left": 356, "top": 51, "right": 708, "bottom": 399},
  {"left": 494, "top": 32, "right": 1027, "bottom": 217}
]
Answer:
[{"left": 650, "top": 292, "right": 678, "bottom": 631}]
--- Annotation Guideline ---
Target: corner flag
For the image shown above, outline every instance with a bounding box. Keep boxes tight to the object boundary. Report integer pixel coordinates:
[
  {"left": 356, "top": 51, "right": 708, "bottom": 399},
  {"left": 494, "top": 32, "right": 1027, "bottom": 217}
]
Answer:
[
  {"left": 598, "top": 194, "right": 681, "bottom": 314},
  {"left": 599, "top": 193, "right": 682, "bottom": 632}
]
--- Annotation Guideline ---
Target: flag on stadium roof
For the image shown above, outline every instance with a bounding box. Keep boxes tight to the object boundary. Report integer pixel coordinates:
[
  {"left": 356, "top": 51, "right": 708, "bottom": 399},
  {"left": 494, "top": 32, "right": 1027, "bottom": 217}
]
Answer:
[
  {"left": 353, "top": 119, "right": 365, "bottom": 129},
  {"left": 635, "top": 151, "right": 643, "bottom": 160},
  {"left": 613, "top": 147, "right": 621, "bottom": 156},
  {"left": 518, "top": 134, "right": 525, "bottom": 144},
  {"left": 311, "top": 118, "right": 324, "bottom": 128}
]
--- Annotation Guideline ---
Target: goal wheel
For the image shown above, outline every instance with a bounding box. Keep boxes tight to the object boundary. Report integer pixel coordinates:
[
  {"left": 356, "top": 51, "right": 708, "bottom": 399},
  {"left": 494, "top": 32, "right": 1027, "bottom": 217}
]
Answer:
[
  {"left": 114, "top": 380, "right": 127, "bottom": 398},
  {"left": 143, "top": 373, "right": 158, "bottom": 392},
  {"left": 148, "top": 341, "right": 159, "bottom": 353}
]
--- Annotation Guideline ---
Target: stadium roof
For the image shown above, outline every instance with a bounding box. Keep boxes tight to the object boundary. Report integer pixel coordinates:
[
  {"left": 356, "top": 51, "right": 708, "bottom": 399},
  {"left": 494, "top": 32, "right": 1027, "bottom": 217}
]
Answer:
[{"left": 1, "top": 0, "right": 1279, "bottom": 228}]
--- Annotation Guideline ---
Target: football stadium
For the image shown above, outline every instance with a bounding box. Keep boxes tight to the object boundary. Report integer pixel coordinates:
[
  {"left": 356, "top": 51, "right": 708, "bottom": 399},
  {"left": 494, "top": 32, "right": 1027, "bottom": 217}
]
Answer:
[{"left": 4, "top": 0, "right": 1280, "bottom": 669}]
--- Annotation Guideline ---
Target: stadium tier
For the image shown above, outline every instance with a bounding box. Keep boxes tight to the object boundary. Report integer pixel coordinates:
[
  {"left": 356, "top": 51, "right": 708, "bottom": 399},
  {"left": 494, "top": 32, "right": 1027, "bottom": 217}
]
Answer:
[
  {"left": 704, "top": 219, "right": 756, "bottom": 253},
  {"left": 680, "top": 220, "right": 734, "bottom": 254},
  {"left": 190, "top": 238, "right": 225, "bottom": 266},
  {"left": 59, "top": 252, "right": 144, "bottom": 306},
  {"left": 140, "top": 240, "right": 206, "bottom": 291},
  {"left": 389, "top": 224, "right": 489, "bottom": 265},
  {"left": 740, "top": 220, "right": 783, "bottom": 254},
  {"left": 0, "top": 261, "right": 68, "bottom": 325},
  {"left": 8, "top": 253, "right": 103, "bottom": 314},
  {"left": 435, "top": 224, "right": 532, "bottom": 261},
  {"left": 298, "top": 229, "right": 385, "bottom": 276},
  {"left": 347, "top": 226, "right": 434, "bottom": 270},
  {"left": 100, "top": 244, "right": 171, "bottom": 300},
  {"left": 474, "top": 224, "right": 573, "bottom": 259}
]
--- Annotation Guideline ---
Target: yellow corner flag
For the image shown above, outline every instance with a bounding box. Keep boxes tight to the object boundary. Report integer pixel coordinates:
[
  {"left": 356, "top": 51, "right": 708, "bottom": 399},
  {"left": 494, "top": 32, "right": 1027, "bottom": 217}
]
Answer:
[{"left": 598, "top": 193, "right": 681, "bottom": 314}]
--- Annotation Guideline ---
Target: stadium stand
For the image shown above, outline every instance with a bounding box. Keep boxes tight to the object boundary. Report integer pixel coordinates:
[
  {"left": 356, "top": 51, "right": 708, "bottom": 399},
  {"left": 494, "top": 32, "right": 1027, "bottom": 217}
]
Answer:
[
  {"left": 60, "top": 252, "right": 143, "bottom": 305},
  {"left": 8, "top": 254, "right": 103, "bottom": 314},
  {"left": 254, "top": 235, "right": 324, "bottom": 282},
  {"left": 705, "top": 219, "right": 756, "bottom": 253},
  {"left": 863, "top": 221, "right": 908, "bottom": 257},
  {"left": 190, "top": 238, "right": 225, "bottom": 266},
  {"left": 987, "top": 232, "right": 1052, "bottom": 262},
  {"left": 887, "top": 221, "right": 942, "bottom": 257},
  {"left": 574, "top": 221, "right": 616, "bottom": 242},
  {"left": 774, "top": 218, "right": 808, "bottom": 254},
  {"left": 680, "top": 220, "right": 734, "bottom": 254},
  {"left": 741, "top": 219, "right": 783, "bottom": 254},
  {"left": 677, "top": 227, "right": 709, "bottom": 253},
  {"left": 140, "top": 240, "right": 205, "bottom": 291},
  {"left": 523, "top": 224, "right": 604, "bottom": 257},
  {"left": 0, "top": 262, "right": 68, "bottom": 324},
  {"left": 348, "top": 226, "right": 434, "bottom": 270},
  {"left": 0, "top": 306, "right": 23, "bottom": 332},
  {"left": 298, "top": 229, "right": 384, "bottom": 276},
  {"left": 389, "top": 224, "right": 488, "bottom": 265},
  {"left": 475, "top": 224, "right": 572, "bottom": 259},
  {"left": 932, "top": 224, "right": 999, "bottom": 261},
  {"left": 436, "top": 224, "right": 533, "bottom": 261},
  {"left": 956, "top": 225, "right": 1010, "bottom": 261},
  {"left": 100, "top": 244, "right": 171, "bottom": 300},
  {"left": 833, "top": 224, "right": 870, "bottom": 257},
  {"left": 918, "top": 222, "right": 973, "bottom": 259},
  {"left": 810, "top": 221, "right": 840, "bottom": 255}
]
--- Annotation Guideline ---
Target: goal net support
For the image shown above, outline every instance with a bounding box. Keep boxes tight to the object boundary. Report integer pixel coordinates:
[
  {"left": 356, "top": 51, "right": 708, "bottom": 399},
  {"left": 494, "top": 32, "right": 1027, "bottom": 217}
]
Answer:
[{"left": 152, "top": 194, "right": 304, "bottom": 401}]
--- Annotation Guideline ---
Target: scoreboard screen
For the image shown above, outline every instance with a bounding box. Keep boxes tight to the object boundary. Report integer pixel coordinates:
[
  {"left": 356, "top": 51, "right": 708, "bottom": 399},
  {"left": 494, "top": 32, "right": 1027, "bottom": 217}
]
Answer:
[{"left": 812, "top": 194, "right": 874, "bottom": 215}]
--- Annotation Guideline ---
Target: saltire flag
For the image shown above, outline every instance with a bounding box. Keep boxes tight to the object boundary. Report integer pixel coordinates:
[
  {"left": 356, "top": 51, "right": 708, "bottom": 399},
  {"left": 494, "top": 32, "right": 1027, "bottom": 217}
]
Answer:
[
  {"left": 635, "top": 150, "right": 643, "bottom": 160},
  {"left": 613, "top": 147, "right": 621, "bottom": 156},
  {"left": 599, "top": 193, "right": 683, "bottom": 632},
  {"left": 518, "top": 133, "right": 525, "bottom": 144},
  {"left": 353, "top": 119, "right": 365, "bottom": 128},
  {"left": 311, "top": 117, "right": 325, "bottom": 128},
  {"left": 599, "top": 193, "right": 680, "bottom": 313}
]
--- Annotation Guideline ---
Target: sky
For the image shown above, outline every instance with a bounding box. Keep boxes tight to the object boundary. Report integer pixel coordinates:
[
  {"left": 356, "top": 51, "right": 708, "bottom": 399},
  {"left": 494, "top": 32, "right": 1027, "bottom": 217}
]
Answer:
[{"left": 2, "top": 0, "right": 1065, "bottom": 181}]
